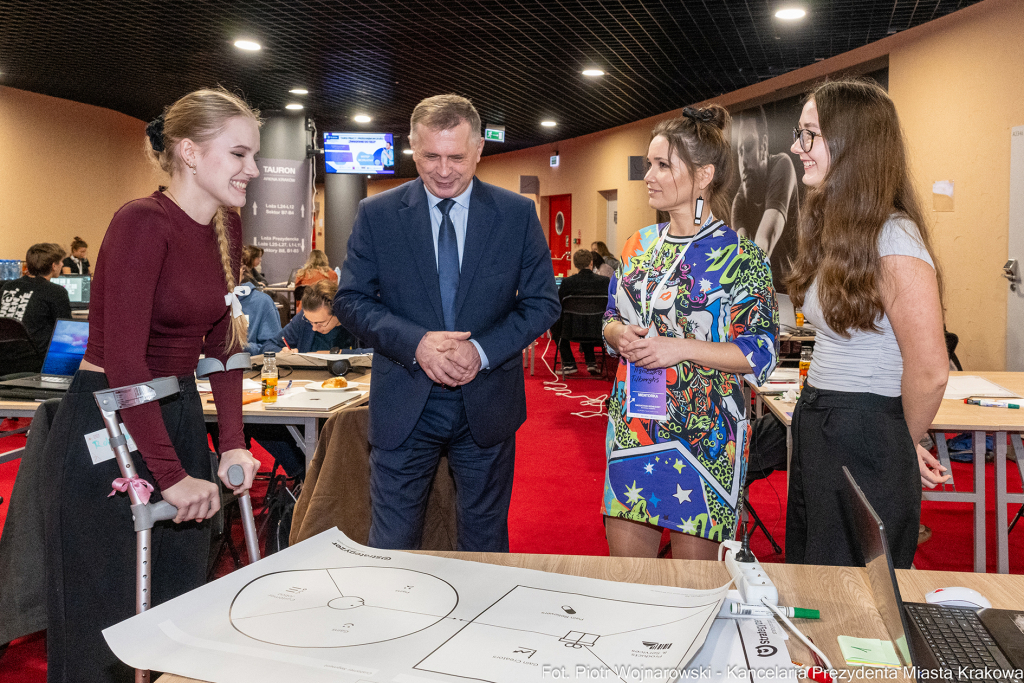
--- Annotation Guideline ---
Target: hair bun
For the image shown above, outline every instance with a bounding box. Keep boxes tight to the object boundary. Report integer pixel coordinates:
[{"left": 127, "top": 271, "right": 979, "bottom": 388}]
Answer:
[
  {"left": 682, "top": 104, "right": 729, "bottom": 131},
  {"left": 146, "top": 115, "right": 166, "bottom": 153}
]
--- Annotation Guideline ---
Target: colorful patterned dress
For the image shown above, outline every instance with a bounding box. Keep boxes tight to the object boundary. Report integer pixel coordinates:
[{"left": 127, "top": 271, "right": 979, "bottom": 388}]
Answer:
[{"left": 601, "top": 220, "right": 778, "bottom": 541}]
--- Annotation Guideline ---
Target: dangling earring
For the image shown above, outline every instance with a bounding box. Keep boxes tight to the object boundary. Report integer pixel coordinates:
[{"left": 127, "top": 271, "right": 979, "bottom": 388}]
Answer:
[
  {"left": 693, "top": 195, "right": 704, "bottom": 225},
  {"left": 191, "top": 164, "right": 197, "bottom": 175}
]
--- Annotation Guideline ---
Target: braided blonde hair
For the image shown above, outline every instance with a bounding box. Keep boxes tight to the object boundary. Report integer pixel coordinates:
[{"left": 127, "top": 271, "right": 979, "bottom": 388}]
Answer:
[{"left": 146, "top": 87, "right": 262, "bottom": 352}]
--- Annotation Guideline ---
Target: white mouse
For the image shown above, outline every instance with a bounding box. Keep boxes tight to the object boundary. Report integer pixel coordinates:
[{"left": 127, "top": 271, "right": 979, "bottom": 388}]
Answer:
[{"left": 925, "top": 586, "right": 992, "bottom": 609}]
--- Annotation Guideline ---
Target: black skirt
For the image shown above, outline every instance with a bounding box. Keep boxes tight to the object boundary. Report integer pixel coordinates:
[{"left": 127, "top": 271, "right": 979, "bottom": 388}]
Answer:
[
  {"left": 785, "top": 382, "right": 921, "bottom": 569},
  {"left": 44, "top": 371, "right": 213, "bottom": 683}
]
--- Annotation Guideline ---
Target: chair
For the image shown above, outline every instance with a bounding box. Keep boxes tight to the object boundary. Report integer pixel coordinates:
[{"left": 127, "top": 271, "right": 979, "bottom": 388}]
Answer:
[
  {"left": 0, "top": 318, "right": 44, "bottom": 377},
  {"left": 554, "top": 294, "right": 609, "bottom": 379},
  {"left": 290, "top": 407, "right": 457, "bottom": 550},
  {"left": 945, "top": 328, "right": 962, "bottom": 371},
  {"left": 741, "top": 414, "right": 789, "bottom": 555},
  {"left": 0, "top": 399, "right": 61, "bottom": 648}
]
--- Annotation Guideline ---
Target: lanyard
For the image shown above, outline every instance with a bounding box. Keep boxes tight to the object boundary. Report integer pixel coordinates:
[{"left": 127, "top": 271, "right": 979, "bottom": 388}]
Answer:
[{"left": 639, "top": 217, "right": 720, "bottom": 327}]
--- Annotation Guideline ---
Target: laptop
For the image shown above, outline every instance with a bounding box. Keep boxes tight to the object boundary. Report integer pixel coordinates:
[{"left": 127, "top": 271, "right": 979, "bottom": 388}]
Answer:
[
  {"left": 52, "top": 274, "right": 91, "bottom": 310},
  {"left": 262, "top": 390, "right": 365, "bottom": 412},
  {"left": 843, "top": 466, "right": 1024, "bottom": 681},
  {"left": 0, "top": 319, "right": 89, "bottom": 399}
]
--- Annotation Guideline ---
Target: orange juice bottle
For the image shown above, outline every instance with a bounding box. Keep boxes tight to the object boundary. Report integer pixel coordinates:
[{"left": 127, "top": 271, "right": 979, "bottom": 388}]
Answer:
[
  {"left": 262, "top": 352, "right": 278, "bottom": 403},
  {"left": 798, "top": 345, "right": 812, "bottom": 390}
]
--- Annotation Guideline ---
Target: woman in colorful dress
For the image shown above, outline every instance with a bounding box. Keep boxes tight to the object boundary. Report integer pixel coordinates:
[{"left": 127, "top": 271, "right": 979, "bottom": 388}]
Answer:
[{"left": 602, "top": 106, "right": 778, "bottom": 560}]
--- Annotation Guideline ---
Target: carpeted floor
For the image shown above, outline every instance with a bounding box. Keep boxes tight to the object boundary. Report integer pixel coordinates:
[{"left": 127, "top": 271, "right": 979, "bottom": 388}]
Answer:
[{"left": 1, "top": 344, "right": 1023, "bottom": 680}]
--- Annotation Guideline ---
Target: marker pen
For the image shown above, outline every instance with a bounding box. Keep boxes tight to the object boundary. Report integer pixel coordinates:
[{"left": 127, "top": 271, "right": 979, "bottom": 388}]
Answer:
[
  {"left": 730, "top": 603, "right": 820, "bottom": 619},
  {"left": 964, "top": 399, "right": 1021, "bottom": 409}
]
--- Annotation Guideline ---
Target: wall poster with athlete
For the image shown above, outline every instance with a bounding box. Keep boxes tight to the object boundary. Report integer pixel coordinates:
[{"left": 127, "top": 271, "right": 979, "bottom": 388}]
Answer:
[{"left": 725, "top": 68, "right": 888, "bottom": 293}]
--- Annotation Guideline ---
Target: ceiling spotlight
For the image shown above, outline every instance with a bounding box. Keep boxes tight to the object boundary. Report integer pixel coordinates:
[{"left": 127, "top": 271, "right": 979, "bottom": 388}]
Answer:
[
  {"left": 354, "top": 114, "right": 372, "bottom": 123},
  {"left": 581, "top": 69, "right": 605, "bottom": 77},
  {"left": 541, "top": 120, "right": 557, "bottom": 127},
  {"left": 403, "top": 149, "right": 414, "bottom": 155},
  {"left": 775, "top": 7, "right": 806, "bottom": 19},
  {"left": 289, "top": 88, "right": 309, "bottom": 95},
  {"left": 285, "top": 103, "right": 304, "bottom": 110},
  {"left": 233, "top": 39, "right": 261, "bottom": 51}
]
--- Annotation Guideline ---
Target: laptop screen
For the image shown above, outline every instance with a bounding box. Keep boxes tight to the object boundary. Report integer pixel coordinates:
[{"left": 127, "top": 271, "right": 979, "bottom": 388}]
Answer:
[
  {"left": 41, "top": 319, "right": 90, "bottom": 376},
  {"left": 52, "top": 275, "right": 91, "bottom": 304},
  {"left": 843, "top": 466, "right": 917, "bottom": 667}
]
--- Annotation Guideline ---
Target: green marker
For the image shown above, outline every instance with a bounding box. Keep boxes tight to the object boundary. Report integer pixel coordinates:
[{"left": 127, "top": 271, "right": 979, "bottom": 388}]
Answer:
[{"left": 730, "top": 603, "right": 820, "bottom": 619}]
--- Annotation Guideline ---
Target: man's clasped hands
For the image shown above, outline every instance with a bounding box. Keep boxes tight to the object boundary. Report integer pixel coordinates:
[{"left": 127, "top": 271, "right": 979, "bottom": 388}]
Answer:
[{"left": 415, "top": 330, "right": 482, "bottom": 387}]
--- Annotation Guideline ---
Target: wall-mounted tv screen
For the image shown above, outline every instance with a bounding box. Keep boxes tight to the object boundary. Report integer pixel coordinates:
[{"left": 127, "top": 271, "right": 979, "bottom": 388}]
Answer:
[{"left": 323, "top": 132, "right": 395, "bottom": 175}]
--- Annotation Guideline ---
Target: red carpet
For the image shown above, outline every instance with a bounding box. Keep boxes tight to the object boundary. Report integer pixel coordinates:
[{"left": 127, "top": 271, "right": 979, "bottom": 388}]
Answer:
[{"left": 2, "top": 348, "right": 1023, "bottom": 679}]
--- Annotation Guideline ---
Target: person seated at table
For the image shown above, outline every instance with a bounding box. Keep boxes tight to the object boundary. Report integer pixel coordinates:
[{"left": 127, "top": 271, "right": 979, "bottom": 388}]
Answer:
[
  {"left": 552, "top": 249, "right": 609, "bottom": 375},
  {"left": 240, "top": 245, "right": 268, "bottom": 287},
  {"left": 235, "top": 280, "right": 282, "bottom": 355},
  {"left": 293, "top": 250, "right": 338, "bottom": 312},
  {"left": 61, "top": 236, "right": 90, "bottom": 275},
  {"left": 264, "top": 279, "right": 355, "bottom": 353},
  {"left": 590, "top": 251, "right": 614, "bottom": 278},
  {"left": 0, "top": 242, "right": 72, "bottom": 372}
]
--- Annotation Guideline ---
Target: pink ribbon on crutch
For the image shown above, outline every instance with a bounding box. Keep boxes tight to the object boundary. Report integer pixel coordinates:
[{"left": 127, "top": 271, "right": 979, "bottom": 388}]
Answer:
[{"left": 108, "top": 477, "right": 155, "bottom": 504}]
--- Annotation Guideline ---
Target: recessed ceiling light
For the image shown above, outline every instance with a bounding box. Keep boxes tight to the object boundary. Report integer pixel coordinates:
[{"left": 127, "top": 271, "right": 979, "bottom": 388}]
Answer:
[
  {"left": 581, "top": 69, "right": 605, "bottom": 77},
  {"left": 233, "top": 39, "right": 261, "bottom": 51},
  {"left": 289, "top": 88, "right": 308, "bottom": 95},
  {"left": 775, "top": 7, "right": 806, "bottom": 19},
  {"left": 285, "top": 103, "right": 303, "bottom": 110},
  {"left": 403, "top": 149, "right": 414, "bottom": 155},
  {"left": 541, "top": 120, "right": 557, "bottom": 127},
  {"left": 354, "top": 114, "right": 372, "bottom": 123}
]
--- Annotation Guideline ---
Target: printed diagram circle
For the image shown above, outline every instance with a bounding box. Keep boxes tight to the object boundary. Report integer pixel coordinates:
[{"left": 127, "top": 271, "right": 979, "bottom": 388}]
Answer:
[{"left": 230, "top": 567, "right": 458, "bottom": 648}]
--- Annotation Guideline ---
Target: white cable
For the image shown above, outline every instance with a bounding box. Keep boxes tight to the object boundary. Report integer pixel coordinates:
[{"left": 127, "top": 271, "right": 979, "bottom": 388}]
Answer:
[
  {"left": 759, "top": 596, "right": 834, "bottom": 670},
  {"left": 537, "top": 337, "right": 609, "bottom": 418}
]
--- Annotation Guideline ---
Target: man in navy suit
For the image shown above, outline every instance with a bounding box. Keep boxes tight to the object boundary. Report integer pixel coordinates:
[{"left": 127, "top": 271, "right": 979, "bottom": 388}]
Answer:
[{"left": 335, "top": 95, "right": 560, "bottom": 551}]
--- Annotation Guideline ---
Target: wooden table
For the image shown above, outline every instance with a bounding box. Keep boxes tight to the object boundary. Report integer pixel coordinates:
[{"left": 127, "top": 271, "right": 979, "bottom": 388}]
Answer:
[
  {"left": 746, "top": 371, "right": 1024, "bottom": 574},
  {"left": 156, "top": 552, "right": 1024, "bottom": 683},
  {"left": 0, "top": 368, "right": 370, "bottom": 470}
]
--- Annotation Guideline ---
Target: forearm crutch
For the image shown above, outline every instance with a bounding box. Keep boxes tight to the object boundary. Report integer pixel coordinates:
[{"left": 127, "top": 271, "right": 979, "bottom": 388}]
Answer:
[{"left": 94, "top": 371, "right": 259, "bottom": 683}]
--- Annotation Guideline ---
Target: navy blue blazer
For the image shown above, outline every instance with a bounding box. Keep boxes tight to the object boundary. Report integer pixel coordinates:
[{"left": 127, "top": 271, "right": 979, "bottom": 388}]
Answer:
[{"left": 335, "top": 177, "right": 560, "bottom": 450}]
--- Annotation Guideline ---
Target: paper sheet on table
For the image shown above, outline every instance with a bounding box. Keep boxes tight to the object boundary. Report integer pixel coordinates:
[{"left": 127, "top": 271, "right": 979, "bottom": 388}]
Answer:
[
  {"left": 297, "top": 351, "right": 372, "bottom": 367},
  {"left": 196, "top": 378, "right": 262, "bottom": 392},
  {"left": 103, "top": 528, "right": 728, "bottom": 683},
  {"left": 767, "top": 368, "right": 799, "bottom": 382},
  {"left": 943, "top": 375, "right": 1019, "bottom": 400},
  {"left": 759, "top": 383, "right": 800, "bottom": 394}
]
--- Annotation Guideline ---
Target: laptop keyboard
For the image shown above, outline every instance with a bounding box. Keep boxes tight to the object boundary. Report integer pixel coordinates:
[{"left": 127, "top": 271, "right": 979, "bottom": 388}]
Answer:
[
  {"left": 905, "top": 604, "right": 1009, "bottom": 675},
  {"left": 40, "top": 376, "right": 71, "bottom": 385}
]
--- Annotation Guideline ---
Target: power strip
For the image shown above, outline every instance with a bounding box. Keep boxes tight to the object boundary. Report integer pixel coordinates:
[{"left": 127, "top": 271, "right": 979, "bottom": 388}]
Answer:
[{"left": 720, "top": 538, "right": 778, "bottom": 606}]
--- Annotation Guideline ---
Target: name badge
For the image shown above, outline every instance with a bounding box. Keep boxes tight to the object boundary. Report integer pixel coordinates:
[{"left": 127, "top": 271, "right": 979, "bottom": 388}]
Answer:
[
  {"left": 626, "top": 361, "right": 667, "bottom": 420},
  {"left": 84, "top": 424, "right": 138, "bottom": 465}
]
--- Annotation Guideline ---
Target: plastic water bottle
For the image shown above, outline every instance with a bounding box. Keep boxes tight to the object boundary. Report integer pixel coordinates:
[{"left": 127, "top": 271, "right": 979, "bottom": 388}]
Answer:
[{"left": 261, "top": 352, "right": 279, "bottom": 403}]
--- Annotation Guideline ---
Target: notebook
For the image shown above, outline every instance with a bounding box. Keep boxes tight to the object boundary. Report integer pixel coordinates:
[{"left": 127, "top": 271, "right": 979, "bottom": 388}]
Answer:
[
  {"left": 0, "top": 318, "right": 90, "bottom": 398},
  {"left": 843, "top": 467, "right": 1024, "bottom": 680},
  {"left": 52, "top": 274, "right": 91, "bottom": 310}
]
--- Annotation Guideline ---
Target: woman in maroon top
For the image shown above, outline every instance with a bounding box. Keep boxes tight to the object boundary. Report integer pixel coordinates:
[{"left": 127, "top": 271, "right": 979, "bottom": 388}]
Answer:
[{"left": 44, "top": 88, "right": 262, "bottom": 683}]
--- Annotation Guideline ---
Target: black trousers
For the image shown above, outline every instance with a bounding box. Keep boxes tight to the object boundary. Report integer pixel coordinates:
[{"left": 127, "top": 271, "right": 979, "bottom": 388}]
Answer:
[
  {"left": 785, "top": 383, "right": 920, "bottom": 569},
  {"left": 44, "top": 371, "right": 212, "bottom": 683}
]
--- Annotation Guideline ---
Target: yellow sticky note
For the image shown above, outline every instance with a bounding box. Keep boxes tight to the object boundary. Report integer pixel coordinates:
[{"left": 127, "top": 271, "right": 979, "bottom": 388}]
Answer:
[{"left": 837, "top": 635, "right": 901, "bottom": 668}]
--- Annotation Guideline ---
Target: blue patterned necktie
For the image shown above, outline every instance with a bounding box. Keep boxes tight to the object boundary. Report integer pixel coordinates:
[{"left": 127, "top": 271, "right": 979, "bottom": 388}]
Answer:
[{"left": 436, "top": 198, "right": 460, "bottom": 331}]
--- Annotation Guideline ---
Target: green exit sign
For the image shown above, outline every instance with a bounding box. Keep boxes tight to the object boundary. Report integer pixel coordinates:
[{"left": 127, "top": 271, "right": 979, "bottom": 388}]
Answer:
[{"left": 484, "top": 125, "right": 505, "bottom": 142}]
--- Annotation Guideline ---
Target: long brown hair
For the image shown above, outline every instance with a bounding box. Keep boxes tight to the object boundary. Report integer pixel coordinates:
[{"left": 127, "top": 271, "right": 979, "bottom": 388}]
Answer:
[
  {"left": 650, "top": 105, "right": 735, "bottom": 224},
  {"left": 785, "top": 79, "right": 941, "bottom": 334},
  {"left": 146, "top": 87, "right": 262, "bottom": 351}
]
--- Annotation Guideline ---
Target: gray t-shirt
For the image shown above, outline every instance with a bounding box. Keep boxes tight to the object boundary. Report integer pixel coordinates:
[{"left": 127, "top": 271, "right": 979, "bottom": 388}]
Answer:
[{"left": 803, "top": 216, "right": 934, "bottom": 397}]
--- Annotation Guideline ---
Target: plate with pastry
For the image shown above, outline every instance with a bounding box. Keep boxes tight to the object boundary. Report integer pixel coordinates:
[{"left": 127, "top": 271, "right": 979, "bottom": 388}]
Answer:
[{"left": 306, "top": 377, "right": 357, "bottom": 392}]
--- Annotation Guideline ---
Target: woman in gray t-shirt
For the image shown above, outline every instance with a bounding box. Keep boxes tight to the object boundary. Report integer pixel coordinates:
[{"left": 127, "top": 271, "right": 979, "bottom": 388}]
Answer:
[{"left": 783, "top": 80, "right": 949, "bottom": 569}]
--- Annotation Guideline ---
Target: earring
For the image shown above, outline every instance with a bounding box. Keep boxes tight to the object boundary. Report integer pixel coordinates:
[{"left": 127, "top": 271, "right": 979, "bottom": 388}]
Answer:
[
  {"left": 191, "top": 164, "right": 197, "bottom": 175},
  {"left": 694, "top": 195, "right": 704, "bottom": 225}
]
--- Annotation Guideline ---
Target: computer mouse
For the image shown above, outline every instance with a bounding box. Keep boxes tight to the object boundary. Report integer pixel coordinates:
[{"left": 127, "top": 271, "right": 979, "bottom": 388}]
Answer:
[{"left": 925, "top": 586, "right": 992, "bottom": 609}]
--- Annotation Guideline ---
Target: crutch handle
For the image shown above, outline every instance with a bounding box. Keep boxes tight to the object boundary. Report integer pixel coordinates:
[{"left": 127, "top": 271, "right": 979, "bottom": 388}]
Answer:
[{"left": 227, "top": 463, "right": 245, "bottom": 487}]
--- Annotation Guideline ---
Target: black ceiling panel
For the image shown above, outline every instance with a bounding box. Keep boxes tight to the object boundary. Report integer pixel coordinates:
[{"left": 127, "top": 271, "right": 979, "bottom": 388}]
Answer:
[{"left": 0, "top": 0, "right": 979, "bottom": 155}]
